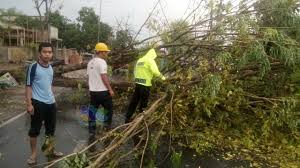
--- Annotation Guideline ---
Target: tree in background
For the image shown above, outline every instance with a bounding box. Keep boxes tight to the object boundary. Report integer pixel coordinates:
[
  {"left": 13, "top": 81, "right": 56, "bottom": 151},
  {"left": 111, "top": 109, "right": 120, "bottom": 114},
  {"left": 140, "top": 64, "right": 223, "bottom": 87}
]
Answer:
[
  {"left": 48, "top": 8, "right": 113, "bottom": 51},
  {"left": 111, "top": 29, "right": 133, "bottom": 50},
  {"left": 254, "top": 0, "right": 300, "bottom": 42},
  {"left": 1, "top": 6, "right": 121, "bottom": 52},
  {"left": 0, "top": 8, "right": 24, "bottom": 46},
  {"left": 48, "top": 11, "right": 82, "bottom": 50},
  {"left": 15, "top": 15, "right": 41, "bottom": 29},
  {"left": 0, "top": 8, "right": 23, "bottom": 18},
  {"left": 0, "top": 8, "right": 24, "bottom": 26},
  {"left": 32, "top": 0, "right": 61, "bottom": 42},
  {"left": 161, "top": 20, "right": 192, "bottom": 54},
  {"left": 19, "top": 8, "right": 112, "bottom": 51},
  {"left": 77, "top": 7, "right": 112, "bottom": 52}
]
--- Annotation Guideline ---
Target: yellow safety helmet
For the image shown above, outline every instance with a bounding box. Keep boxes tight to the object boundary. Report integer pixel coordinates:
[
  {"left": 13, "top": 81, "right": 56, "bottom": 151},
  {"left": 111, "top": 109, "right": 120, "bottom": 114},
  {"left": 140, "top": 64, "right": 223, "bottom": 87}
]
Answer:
[{"left": 95, "top": 42, "right": 110, "bottom": 52}]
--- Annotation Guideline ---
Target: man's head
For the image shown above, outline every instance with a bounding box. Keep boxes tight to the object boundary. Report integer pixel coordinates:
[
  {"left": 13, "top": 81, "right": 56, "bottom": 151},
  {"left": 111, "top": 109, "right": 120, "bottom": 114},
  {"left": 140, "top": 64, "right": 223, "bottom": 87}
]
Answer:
[
  {"left": 158, "top": 48, "right": 167, "bottom": 56},
  {"left": 94, "top": 43, "right": 110, "bottom": 59},
  {"left": 38, "top": 42, "right": 53, "bottom": 63}
]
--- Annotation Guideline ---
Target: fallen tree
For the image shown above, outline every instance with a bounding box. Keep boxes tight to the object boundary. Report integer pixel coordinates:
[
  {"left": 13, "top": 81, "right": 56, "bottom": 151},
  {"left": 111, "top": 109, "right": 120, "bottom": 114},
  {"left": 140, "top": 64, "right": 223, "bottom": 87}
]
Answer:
[
  {"left": 53, "top": 77, "right": 133, "bottom": 90},
  {"left": 44, "top": 94, "right": 167, "bottom": 168},
  {"left": 40, "top": 0, "right": 300, "bottom": 167},
  {"left": 53, "top": 61, "right": 89, "bottom": 76}
]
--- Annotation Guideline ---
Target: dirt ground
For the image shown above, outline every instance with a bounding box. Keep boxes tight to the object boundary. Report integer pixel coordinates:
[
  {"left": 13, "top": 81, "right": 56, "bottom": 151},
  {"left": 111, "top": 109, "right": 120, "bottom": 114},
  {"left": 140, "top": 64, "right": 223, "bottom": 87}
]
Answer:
[{"left": 0, "top": 63, "right": 23, "bottom": 72}]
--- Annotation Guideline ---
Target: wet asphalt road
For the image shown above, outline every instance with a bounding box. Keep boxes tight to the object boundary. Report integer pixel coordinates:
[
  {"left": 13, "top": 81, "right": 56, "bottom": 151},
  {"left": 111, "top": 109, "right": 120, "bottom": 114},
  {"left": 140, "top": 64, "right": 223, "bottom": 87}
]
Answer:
[
  {"left": 0, "top": 105, "right": 89, "bottom": 168},
  {"left": 0, "top": 104, "right": 250, "bottom": 168}
]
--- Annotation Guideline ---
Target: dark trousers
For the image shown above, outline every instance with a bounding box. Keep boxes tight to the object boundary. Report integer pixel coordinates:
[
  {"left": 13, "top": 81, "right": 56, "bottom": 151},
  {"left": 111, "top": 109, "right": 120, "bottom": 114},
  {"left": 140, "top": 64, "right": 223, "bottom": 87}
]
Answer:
[
  {"left": 88, "top": 91, "right": 113, "bottom": 134},
  {"left": 28, "top": 99, "right": 56, "bottom": 137},
  {"left": 125, "top": 84, "right": 150, "bottom": 123}
]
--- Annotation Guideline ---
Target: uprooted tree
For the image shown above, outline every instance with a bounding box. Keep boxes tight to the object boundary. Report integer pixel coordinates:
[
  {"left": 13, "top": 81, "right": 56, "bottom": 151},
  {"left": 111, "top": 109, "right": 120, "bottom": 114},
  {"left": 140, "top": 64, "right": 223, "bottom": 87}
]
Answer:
[{"left": 45, "top": 0, "right": 300, "bottom": 167}]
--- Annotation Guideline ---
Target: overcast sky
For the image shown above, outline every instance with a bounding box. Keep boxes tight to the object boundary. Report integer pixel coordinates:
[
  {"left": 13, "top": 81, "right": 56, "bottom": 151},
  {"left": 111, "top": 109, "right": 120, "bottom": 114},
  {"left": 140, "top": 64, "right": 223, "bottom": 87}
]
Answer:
[{"left": 1, "top": 0, "right": 192, "bottom": 37}]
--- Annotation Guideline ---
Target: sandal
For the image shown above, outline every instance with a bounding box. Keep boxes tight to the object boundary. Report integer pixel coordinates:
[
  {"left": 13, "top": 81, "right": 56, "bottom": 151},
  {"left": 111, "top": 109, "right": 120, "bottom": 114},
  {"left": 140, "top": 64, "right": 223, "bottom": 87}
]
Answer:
[
  {"left": 52, "top": 151, "right": 64, "bottom": 157},
  {"left": 26, "top": 157, "right": 37, "bottom": 165},
  {"left": 46, "top": 150, "right": 64, "bottom": 158}
]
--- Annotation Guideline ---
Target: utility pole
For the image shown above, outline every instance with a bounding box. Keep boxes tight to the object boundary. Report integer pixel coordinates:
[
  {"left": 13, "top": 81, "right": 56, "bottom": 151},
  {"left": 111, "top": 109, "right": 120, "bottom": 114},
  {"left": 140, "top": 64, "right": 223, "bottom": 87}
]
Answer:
[
  {"left": 45, "top": 0, "right": 50, "bottom": 43},
  {"left": 209, "top": 0, "right": 213, "bottom": 31},
  {"left": 193, "top": 0, "right": 196, "bottom": 38},
  {"left": 97, "top": 0, "right": 103, "bottom": 42}
]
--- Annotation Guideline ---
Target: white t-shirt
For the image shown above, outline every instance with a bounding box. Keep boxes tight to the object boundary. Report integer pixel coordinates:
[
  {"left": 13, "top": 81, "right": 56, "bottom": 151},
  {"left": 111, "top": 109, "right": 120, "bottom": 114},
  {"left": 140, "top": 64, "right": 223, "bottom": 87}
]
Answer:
[{"left": 87, "top": 57, "right": 108, "bottom": 92}]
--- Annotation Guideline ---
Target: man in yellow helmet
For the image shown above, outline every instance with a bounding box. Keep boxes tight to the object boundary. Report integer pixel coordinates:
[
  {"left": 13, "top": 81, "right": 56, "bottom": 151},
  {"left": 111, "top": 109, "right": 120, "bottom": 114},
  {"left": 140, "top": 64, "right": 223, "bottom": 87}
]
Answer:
[
  {"left": 87, "top": 43, "right": 114, "bottom": 138},
  {"left": 125, "top": 48, "right": 166, "bottom": 123}
]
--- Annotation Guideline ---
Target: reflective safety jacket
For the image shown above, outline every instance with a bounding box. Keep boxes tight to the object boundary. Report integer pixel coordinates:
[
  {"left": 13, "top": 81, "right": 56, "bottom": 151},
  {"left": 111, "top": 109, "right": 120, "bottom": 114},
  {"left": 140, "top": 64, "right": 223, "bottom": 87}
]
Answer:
[{"left": 134, "top": 48, "right": 165, "bottom": 86}]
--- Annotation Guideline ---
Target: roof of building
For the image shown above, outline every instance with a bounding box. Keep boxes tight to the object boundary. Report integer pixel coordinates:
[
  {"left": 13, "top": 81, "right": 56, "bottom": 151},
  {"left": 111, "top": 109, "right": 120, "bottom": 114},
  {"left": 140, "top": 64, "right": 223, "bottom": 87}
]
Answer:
[{"left": 0, "top": 21, "right": 24, "bottom": 30}]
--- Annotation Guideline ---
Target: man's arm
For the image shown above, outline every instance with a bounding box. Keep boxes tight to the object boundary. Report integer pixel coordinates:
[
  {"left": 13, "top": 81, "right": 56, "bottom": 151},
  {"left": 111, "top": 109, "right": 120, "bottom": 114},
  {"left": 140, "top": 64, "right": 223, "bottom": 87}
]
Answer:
[
  {"left": 25, "top": 86, "right": 32, "bottom": 105},
  {"left": 99, "top": 60, "right": 114, "bottom": 97},
  {"left": 149, "top": 60, "right": 166, "bottom": 80},
  {"left": 25, "top": 86, "right": 34, "bottom": 114},
  {"left": 25, "top": 64, "right": 35, "bottom": 114},
  {"left": 101, "top": 74, "right": 114, "bottom": 97},
  {"left": 86, "top": 77, "right": 89, "bottom": 88},
  {"left": 52, "top": 86, "right": 54, "bottom": 94}
]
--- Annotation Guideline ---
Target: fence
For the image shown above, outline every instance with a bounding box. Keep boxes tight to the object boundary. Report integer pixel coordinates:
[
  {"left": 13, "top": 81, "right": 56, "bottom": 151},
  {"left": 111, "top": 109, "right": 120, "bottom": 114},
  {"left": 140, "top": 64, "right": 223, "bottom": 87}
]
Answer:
[{"left": 0, "top": 46, "right": 36, "bottom": 63}]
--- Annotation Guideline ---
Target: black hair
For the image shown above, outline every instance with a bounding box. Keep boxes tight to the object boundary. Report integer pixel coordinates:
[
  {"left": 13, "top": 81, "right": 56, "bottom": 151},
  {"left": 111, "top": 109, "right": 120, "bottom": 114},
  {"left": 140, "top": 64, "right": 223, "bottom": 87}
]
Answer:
[{"left": 38, "top": 42, "right": 53, "bottom": 52}]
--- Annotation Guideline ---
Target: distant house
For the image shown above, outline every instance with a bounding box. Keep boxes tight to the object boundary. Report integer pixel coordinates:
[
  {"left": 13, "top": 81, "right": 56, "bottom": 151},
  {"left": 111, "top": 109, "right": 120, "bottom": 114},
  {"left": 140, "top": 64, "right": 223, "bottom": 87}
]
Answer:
[
  {"left": 0, "top": 16, "right": 80, "bottom": 63},
  {"left": 0, "top": 15, "right": 61, "bottom": 47},
  {"left": 0, "top": 17, "right": 62, "bottom": 63},
  {"left": 0, "top": 21, "right": 39, "bottom": 46}
]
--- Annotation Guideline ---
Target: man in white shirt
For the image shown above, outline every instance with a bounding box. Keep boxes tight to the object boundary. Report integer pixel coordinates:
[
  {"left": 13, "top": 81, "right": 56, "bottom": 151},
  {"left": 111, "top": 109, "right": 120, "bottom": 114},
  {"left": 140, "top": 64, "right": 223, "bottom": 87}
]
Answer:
[{"left": 87, "top": 43, "right": 114, "bottom": 138}]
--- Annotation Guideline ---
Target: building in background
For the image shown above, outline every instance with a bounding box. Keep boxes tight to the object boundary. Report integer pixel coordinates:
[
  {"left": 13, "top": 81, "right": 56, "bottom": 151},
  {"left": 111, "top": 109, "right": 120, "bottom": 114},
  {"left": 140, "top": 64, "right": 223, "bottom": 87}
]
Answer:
[
  {"left": 0, "top": 15, "right": 83, "bottom": 64},
  {"left": 0, "top": 21, "right": 61, "bottom": 47}
]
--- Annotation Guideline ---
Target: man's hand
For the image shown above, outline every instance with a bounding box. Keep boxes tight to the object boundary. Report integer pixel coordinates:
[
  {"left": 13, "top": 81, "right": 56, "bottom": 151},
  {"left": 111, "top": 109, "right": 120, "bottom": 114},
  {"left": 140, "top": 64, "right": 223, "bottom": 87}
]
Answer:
[
  {"left": 101, "top": 73, "right": 114, "bottom": 97},
  {"left": 109, "top": 90, "right": 115, "bottom": 97},
  {"left": 27, "top": 104, "right": 34, "bottom": 115}
]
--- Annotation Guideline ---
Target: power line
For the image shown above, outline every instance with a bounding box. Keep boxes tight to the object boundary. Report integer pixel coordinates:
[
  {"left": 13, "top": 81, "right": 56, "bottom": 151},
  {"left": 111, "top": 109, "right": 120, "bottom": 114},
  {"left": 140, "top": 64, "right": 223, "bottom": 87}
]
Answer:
[
  {"left": 131, "top": 0, "right": 161, "bottom": 43},
  {"left": 159, "top": 0, "right": 170, "bottom": 28},
  {"left": 97, "top": 0, "right": 102, "bottom": 42}
]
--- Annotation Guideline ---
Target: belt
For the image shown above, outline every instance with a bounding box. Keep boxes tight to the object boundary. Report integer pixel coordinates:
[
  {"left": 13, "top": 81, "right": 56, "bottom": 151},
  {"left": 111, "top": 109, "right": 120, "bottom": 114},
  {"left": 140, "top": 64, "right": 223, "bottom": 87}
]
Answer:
[{"left": 135, "top": 78, "right": 146, "bottom": 84}]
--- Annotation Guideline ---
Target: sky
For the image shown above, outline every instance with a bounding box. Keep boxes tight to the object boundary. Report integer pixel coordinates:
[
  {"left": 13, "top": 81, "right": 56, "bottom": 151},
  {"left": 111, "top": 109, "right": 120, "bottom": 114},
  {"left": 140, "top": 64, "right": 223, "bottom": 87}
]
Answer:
[{"left": 0, "top": 0, "right": 191, "bottom": 37}]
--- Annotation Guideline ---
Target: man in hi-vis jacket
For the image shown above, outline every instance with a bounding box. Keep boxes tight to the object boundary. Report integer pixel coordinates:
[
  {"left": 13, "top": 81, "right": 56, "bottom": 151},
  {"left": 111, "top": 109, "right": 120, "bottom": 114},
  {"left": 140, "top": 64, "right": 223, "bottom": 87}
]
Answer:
[{"left": 125, "top": 48, "right": 166, "bottom": 123}]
